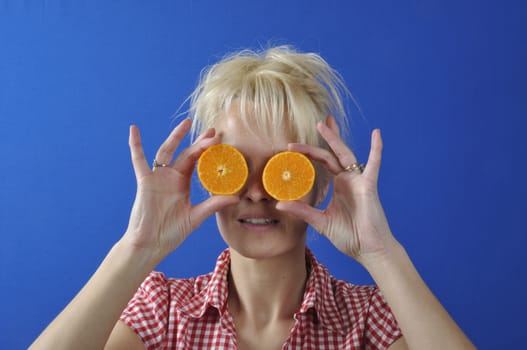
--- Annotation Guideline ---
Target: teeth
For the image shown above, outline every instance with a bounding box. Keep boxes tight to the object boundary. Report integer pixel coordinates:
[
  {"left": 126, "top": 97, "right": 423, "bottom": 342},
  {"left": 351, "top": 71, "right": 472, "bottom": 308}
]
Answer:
[{"left": 241, "top": 218, "right": 275, "bottom": 225}]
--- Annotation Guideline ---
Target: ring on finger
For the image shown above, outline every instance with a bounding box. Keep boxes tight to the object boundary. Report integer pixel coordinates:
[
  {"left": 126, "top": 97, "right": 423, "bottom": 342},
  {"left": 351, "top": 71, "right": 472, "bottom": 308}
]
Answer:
[
  {"left": 152, "top": 159, "right": 169, "bottom": 169},
  {"left": 342, "top": 162, "right": 365, "bottom": 174}
]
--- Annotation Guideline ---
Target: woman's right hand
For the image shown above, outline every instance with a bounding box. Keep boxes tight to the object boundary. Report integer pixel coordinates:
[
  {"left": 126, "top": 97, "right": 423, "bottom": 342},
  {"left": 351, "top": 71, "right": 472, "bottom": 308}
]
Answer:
[{"left": 123, "top": 118, "right": 239, "bottom": 264}]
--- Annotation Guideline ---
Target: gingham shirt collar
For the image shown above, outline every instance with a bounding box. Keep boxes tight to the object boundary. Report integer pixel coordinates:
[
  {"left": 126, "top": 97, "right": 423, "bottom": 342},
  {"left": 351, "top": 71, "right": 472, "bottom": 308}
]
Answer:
[
  {"left": 175, "top": 248, "right": 231, "bottom": 319},
  {"left": 175, "top": 248, "right": 350, "bottom": 336}
]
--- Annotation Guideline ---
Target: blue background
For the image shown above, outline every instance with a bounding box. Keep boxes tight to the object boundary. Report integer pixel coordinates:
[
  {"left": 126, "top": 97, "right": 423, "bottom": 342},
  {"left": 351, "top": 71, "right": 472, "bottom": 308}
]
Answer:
[{"left": 1, "top": 1, "right": 526, "bottom": 348}]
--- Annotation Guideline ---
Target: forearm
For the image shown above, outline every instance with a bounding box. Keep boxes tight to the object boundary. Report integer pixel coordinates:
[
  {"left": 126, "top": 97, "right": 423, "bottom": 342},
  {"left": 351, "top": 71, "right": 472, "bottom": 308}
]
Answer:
[
  {"left": 366, "top": 242, "right": 475, "bottom": 350},
  {"left": 30, "top": 238, "right": 157, "bottom": 350}
]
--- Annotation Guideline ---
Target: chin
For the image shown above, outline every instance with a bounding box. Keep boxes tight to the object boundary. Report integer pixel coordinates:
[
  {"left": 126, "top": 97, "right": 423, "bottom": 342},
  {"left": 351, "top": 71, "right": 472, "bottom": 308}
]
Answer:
[{"left": 225, "top": 236, "right": 307, "bottom": 261}]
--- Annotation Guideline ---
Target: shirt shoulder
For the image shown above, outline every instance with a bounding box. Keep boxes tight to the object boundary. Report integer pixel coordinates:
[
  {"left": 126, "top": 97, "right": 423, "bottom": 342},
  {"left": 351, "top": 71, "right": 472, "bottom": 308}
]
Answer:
[
  {"left": 119, "top": 271, "right": 214, "bottom": 349},
  {"left": 330, "top": 276, "right": 389, "bottom": 323},
  {"left": 305, "top": 251, "right": 402, "bottom": 349},
  {"left": 334, "top": 277, "right": 402, "bottom": 349},
  {"left": 331, "top": 276, "right": 380, "bottom": 315},
  {"left": 137, "top": 270, "right": 216, "bottom": 310}
]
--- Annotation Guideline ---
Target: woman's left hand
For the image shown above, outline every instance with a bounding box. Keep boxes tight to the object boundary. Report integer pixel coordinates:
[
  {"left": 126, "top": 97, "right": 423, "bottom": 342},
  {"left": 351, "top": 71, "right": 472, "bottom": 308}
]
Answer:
[{"left": 276, "top": 116, "right": 399, "bottom": 266}]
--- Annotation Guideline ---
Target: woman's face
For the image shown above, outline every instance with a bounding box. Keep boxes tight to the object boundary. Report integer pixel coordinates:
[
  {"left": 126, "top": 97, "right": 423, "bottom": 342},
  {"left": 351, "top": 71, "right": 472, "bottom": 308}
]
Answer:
[{"left": 213, "top": 106, "right": 316, "bottom": 260}]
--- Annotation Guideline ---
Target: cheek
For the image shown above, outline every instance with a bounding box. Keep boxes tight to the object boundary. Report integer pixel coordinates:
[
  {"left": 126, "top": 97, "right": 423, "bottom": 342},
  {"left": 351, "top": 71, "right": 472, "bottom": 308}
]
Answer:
[
  {"left": 215, "top": 206, "right": 237, "bottom": 239},
  {"left": 215, "top": 209, "right": 228, "bottom": 230}
]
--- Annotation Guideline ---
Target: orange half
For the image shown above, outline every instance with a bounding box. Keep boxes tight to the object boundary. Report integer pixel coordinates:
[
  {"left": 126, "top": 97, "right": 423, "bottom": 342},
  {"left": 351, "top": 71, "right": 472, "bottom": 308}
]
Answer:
[
  {"left": 197, "top": 144, "right": 248, "bottom": 195},
  {"left": 262, "top": 151, "right": 315, "bottom": 201}
]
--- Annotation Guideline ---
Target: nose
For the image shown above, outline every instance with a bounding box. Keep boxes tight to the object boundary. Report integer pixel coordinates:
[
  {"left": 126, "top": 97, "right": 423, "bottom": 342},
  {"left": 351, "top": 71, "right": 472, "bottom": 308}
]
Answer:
[{"left": 242, "top": 171, "right": 271, "bottom": 202}]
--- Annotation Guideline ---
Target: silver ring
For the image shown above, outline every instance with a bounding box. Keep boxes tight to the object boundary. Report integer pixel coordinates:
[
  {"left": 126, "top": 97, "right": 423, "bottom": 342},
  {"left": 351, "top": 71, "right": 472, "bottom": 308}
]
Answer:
[
  {"left": 343, "top": 163, "right": 365, "bottom": 174},
  {"left": 153, "top": 159, "right": 169, "bottom": 169}
]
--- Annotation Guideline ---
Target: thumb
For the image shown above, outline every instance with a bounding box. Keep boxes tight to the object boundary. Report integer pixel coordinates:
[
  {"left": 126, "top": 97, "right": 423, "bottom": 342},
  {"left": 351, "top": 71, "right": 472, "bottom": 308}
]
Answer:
[
  {"left": 276, "top": 201, "right": 328, "bottom": 235},
  {"left": 190, "top": 196, "right": 239, "bottom": 230}
]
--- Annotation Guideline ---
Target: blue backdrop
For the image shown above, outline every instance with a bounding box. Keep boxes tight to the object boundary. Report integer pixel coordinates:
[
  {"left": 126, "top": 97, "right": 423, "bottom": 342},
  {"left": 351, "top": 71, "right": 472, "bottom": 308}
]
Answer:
[{"left": 1, "top": 1, "right": 526, "bottom": 349}]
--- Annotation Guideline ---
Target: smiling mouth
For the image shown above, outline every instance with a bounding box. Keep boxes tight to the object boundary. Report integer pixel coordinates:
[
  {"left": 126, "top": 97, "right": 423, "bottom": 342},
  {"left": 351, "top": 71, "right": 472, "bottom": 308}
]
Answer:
[{"left": 239, "top": 218, "right": 279, "bottom": 225}]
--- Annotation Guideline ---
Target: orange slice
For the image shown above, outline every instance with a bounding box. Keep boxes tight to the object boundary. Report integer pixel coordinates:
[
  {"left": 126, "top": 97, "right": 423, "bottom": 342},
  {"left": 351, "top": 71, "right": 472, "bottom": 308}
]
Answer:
[
  {"left": 262, "top": 151, "right": 315, "bottom": 201},
  {"left": 197, "top": 144, "right": 248, "bottom": 195}
]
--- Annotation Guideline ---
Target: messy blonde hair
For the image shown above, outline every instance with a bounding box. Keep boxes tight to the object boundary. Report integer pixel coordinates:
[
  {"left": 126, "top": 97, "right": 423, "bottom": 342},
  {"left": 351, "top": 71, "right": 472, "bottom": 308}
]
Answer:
[{"left": 188, "top": 45, "right": 352, "bottom": 200}]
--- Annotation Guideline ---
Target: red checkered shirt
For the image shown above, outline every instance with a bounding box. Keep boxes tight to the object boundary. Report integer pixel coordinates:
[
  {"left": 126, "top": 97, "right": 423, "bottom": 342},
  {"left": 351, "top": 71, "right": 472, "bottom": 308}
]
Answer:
[{"left": 120, "top": 249, "right": 402, "bottom": 349}]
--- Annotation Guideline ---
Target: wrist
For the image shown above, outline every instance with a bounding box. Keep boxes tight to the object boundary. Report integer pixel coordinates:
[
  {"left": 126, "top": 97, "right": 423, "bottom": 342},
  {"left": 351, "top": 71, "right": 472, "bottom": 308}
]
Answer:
[
  {"left": 359, "top": 239, "right": 410, "bottom": 279},
  {"left": 111, "top": 235, "right": 163, "bottom": 276}
]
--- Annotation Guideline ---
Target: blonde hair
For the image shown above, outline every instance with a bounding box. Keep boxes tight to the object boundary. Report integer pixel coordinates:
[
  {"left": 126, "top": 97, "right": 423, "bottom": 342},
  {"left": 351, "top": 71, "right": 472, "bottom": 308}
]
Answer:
[{"left": 188, "top": 45, "right": 352, "bottom": 199}]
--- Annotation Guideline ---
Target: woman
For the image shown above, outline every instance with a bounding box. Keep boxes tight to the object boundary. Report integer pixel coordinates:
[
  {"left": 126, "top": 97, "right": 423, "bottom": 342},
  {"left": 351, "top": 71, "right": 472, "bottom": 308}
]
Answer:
[{"left": 30, "top": 46, "right": 475, "bottom": 349}]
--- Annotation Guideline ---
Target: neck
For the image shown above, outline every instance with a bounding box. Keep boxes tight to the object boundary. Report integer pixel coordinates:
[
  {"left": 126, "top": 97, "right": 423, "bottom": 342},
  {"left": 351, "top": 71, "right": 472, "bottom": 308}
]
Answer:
[{"left": 227, "top": 246, "right": 308, "bottom": 327}]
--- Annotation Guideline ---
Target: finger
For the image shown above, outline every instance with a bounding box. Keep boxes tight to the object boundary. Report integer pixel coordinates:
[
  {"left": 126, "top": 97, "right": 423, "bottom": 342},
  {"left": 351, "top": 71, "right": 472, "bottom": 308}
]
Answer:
[
  {"left": 155, "top": 118, "right": 192, "bottom": 164},
  {"left": 276, "top": 201, "right": 328, "bottom": 235},
  {"left": 326, "top": 115, "right": 340, "bottom": 137},
  {"left": 288, "top": 143, "right": 342, "bottom": 175},
  {"left": 192, "top": 128, "right": 216, "bottom": 144},
  {"left": 317, "top": 121, "right": 358, "bottom": 170},
  {"left": 190, "top": 195, "right": 240, "bottom": 230},
  {"left": 173, "top": 134, "right": 220, "bottom": 177},
  {"left": 363, "top": 129, "right": 383, "bottom": 183},
  {"left": 129, "top": 125, "right": 150, "bottom": 179}
]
